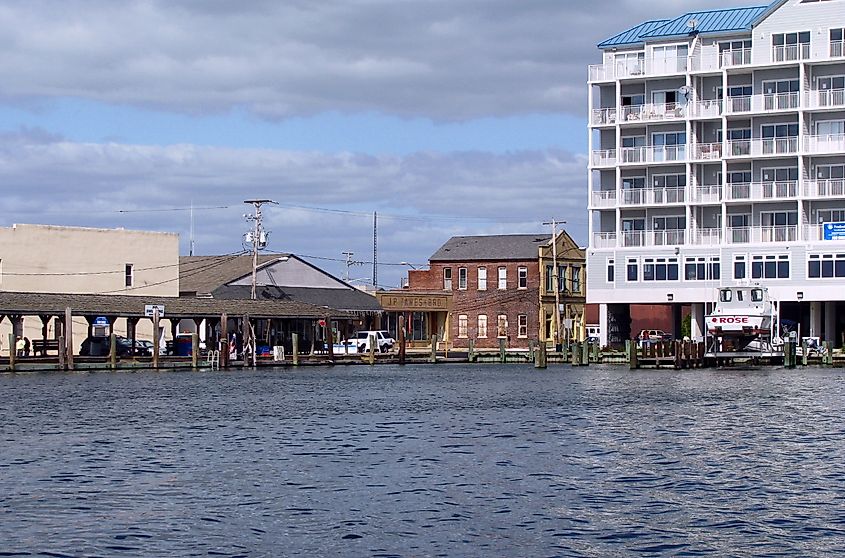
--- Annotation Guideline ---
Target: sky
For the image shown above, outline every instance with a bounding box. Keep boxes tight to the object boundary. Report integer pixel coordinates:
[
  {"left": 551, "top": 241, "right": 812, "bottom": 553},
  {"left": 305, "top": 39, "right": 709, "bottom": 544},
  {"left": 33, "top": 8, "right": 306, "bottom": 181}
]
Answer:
[{"left": 0, "top": 0, "right": 758, "bottom": 288}]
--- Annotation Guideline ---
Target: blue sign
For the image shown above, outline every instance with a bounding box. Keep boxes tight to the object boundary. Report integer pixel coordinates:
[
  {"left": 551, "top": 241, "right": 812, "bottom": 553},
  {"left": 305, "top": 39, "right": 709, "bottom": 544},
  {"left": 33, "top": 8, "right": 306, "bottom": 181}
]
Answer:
[{"left": 823, "top": 222, "right": 845, "bottom": 241}]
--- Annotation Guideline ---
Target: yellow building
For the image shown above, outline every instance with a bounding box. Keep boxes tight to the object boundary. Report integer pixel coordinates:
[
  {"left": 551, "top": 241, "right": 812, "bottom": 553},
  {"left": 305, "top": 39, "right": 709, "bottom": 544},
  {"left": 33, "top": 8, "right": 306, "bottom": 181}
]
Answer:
[{"left": 538, "top": 230, "right": 586, "bottom": 346}]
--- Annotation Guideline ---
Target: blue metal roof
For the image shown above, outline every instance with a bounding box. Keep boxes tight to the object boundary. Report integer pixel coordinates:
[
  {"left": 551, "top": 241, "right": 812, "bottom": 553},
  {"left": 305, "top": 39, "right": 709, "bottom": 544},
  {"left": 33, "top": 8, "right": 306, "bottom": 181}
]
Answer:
[
  {"left": 598, "top": 4, "right": 770, "bottom": 49},
  {"left": 641, "top": 6, "right": 769, "bottom": 39},
  {"left": 598, "top": 19, "right": 670, "bottom": 48}
]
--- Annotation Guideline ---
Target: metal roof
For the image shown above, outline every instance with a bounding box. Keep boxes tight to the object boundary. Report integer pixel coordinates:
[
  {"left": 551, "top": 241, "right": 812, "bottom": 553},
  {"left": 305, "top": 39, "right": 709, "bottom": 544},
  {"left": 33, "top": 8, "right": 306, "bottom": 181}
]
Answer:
[{"left": 598, "top": 4, "right": 769, "bottom": 48}]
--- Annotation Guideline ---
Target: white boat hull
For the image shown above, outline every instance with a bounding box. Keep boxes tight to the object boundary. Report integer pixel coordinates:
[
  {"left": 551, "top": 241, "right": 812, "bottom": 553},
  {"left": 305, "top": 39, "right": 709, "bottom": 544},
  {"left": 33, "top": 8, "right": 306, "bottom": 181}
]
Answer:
[{"left": 706, "top": 314, "right": 771, "bottom": 336}]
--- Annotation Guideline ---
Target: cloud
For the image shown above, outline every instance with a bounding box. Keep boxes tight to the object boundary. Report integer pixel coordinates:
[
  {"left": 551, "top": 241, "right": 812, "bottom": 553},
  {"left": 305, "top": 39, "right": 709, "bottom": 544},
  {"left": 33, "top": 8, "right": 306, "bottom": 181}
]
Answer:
[
  {"left": 0, "top": 132, "right": 587, "bottom": 287},
  {"left": 0, "top": 0, "right": 757, "bottom": 121}
]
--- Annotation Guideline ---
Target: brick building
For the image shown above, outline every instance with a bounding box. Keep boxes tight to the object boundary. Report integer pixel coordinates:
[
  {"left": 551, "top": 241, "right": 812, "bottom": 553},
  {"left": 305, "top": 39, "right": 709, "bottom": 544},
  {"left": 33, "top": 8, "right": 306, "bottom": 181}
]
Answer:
[{"left": 382, "top": 234, "right": 556, "bottom": 350}]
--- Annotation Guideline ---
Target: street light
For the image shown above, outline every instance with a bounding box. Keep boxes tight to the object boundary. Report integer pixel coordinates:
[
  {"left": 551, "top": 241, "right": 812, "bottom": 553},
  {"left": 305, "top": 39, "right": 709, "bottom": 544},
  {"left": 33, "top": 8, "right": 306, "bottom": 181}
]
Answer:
[{"left": 400, "top": 261, "right": 418, "bottom": 269}]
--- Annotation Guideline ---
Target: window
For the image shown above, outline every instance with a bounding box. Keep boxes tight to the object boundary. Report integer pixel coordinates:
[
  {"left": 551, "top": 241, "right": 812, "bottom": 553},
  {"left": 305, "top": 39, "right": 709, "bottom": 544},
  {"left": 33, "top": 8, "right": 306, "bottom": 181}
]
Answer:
[
  {"left": 772, "top": 31, "right": 810, "bottom": 61},
  {"left": 761, "top": 211, "right": 798, "bottom": 242},
  {"left": 762, "top": 79, "right": 800, "bottom": 110},
  {"left": 477, "top": 315, "right": 488, "bottom": 338},
  {"left": 545, "top": 265, "right": 554, "bottom": 293},
  {"left": 458, "top": 267, "right": 467, "bottom": 290},
  {"left": 477, "top": 267, "right": 487, "bottom": 290},
  {"left": 125, "top": 263, "right": 134, "bottom": 288},
  {"left": 558, "top": 265, "right": 567, "bottom": 292},
  {"left": 809, "top": 254, "right": 845, "bottom": 278},
  {"left": 642, "top": 257, "right": 679, "bottom": 281},
  {"left": 458, "top": 315, "right": 468, "bottom": 338},
  {"left": 570, "top": 266, "right": 581, "bottom": 293},
  {"left": 497, "top": 314, "right": 508, "bottom": 338},
  {"left": 684, "top": 257, "right": 720, "bottom": 281},
  {"left": 734, "top": 255, "right": 747, "bottom": 279},
  {"left": 498, "top": 267, "right": 507, "bottom": 290},
  {"left": 518, "top": 315, "right": 528, "bottom": 338},
  {"left": 627, "top": 258, "right": 639, "bottom": 281},
  {"left": 719, "top": 39, "right": 752, "bottom": 65},
  {"left": 831, "top": 28, "right": 844, "bottom": 57},
  {"left": 816, "top": 76, "right": 845, "bottom": 108},
  {"left": 443, "top": 268, "right": 452, "bottom": 290},
  {"left": 651, "top": 131, "right": 686, "bottom": 161},
  {"left": 607, "top": 259, "right": 615, "bottom": 283},
  {"left": 751, "top": 255, "right": 790, "bottom": 279},
  {"left": 761, "top": 123, "right": 799, "bottom": 154},
  {"left": 518, "top": 267, "right": 528, "bottom": 289}
]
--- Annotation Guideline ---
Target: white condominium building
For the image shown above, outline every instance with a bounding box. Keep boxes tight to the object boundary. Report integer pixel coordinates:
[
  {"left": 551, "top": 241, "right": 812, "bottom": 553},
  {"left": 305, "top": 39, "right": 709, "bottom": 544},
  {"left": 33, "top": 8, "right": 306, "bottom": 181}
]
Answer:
[{"left": 587, "top": 0, "right": 845, "bottom": 346}]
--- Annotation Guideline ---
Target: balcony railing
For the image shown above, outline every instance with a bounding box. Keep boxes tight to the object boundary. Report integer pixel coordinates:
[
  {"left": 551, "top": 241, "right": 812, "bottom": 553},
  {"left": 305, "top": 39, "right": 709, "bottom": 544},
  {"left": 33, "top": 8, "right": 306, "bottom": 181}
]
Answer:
[
  {"left": 805, "top": 134, "right": 845, "bottom": 154},
  {"left": 588, "top": 56, "right": 689, "bottom": 81},
  {"left": 692, "top": 142, "right": 722, "bottom": 161},
  {"left": 725, "top": 93, "right": 799, "bottom": 114},
  {"left": 592, "top": 108, "right": 617, "bottom": 126},
  {"left": 591, "top": 190, "right": 617, "bottom": 208},
  {"left": 621, "top": 103, "right": 685, "bottom": 123},
  {"left": 725, "top": 95, "right": 752, "bottom": 113},
  {"left": 803, "top": 179, "right": 845, "bottom": 198},
  {"left": 693, "top": 229, "right": 723, "bottom": 245},
  {"left": 726, "top": 226, "right": 798, "bottom": 244},
  {"left": 653, "top": 229, "right": 686, "bottom": 246},
  {"left": 805, "top": 224, "right": 845, "bottom": 242},
  {"left": 772, "top": 43, "right": 810, "bottom": 63},
  {"left": 692, "top": 185, "right": 722, "bottom": 203},
  {"left": 592, "top": 232, "right": 617, "bottom": 248},
  {"left": 808, "top": 88, "right": 845, "bottom": 109},
  {"left": 721, "top": 48, "right": 752, "bottom": 67},
  {"left": 620, "top": 145, "right": 686, "bottom": 164},
  {"left": 591, "top": 149, "right": 616, "bottom": 167},
  {"left": 725, "top": 182, "right": 798, "bottom": 201},
  {"left": 690, "top": 99, "right": 722, "bottom": 118},
  {"left": 725, "top": 137, "right": 799, "bottom": 157},
  {"left": 832, "top": 40, "right": 844, "bottom": 58},
  {"left": 620, "top": 187, "right": 685, "bottom": 206}
]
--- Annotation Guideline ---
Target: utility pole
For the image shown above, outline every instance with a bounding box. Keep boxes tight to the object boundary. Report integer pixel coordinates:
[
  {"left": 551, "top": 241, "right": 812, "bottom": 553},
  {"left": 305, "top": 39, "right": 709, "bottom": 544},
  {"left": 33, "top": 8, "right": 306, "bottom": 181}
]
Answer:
[
  {"left": 342, "top": 251, "right": 363, "bottom": 283},
  {"left": 543, "top": 219, "right": 566, "bottom": 350},
  {"left": 243, "top": 199, "right": 276, "bottom": 300}
]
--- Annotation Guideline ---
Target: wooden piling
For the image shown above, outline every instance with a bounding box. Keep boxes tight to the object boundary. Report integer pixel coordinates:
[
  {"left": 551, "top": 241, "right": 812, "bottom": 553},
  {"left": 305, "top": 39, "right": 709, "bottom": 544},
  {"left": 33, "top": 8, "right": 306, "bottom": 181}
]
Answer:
[
  {"left": 802, "top": 340, "right": 808, "bottom": 366},
  {"left": 571, "top": 342, "right": 579, "bottom": 366},
  {"left": 498, "top": 338, "right": 506, "bottom": 364},
  {"left": 535, "top": 342, "right": 547, "bottom": 369},
  {"left": 468, "top": 339, "right": 475, "bottom": 363},
  {"left": 8, "top": 333, "right": 15, "bottom": 372},
  {"left": 369, "top": 333, "right": 377, "bottom": 365},
  {"left": 398, "top": 315, "right": 406, "bottom": 365},
  {"left": 824, "top": 341, "right": 833, "bottom": 366},
  {"left": 58, "top": 335, "right": 66, "bottom": 370},
  {"left": 65, "top": 307, "right": 74, "bottom": 371},
  {"left": 192, "top": 333, "right": 199, "bottom": 370},
  {"left": 220, "top": 313, "right": 229, "bottom": 369},
  {"left": 430, "top": 335, "right": 438, "bottom": 364},
  {"left": 152, "top": 308, "right": 161, "bottom": 370},
  {"left": 628, "top": 340, "right": 639, "bottom": 370},
  {"left": 292, "top": 333, "right": 300, "bottom": 366},
  {"left": 581, "top": 340, "right": 589, "bottom": 366},
  {"left": 109, "top": 333, "right": 117, "bottom": 370}
]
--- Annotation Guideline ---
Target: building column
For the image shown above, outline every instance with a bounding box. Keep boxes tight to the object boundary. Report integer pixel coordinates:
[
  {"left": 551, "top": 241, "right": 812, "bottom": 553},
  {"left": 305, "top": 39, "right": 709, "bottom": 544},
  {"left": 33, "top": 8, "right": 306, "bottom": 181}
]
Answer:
[
  {"left": 824, "top": 301, "right": 836, "bottom": 345},
  {"left": 691, "top": 303, "right": 705, "bottom": 341},
  {"left": 599, "top": 303, "right": 608, "bottom": 348},
  {"left": 810, "top": 302, "right": 822, "bottom": 339}
]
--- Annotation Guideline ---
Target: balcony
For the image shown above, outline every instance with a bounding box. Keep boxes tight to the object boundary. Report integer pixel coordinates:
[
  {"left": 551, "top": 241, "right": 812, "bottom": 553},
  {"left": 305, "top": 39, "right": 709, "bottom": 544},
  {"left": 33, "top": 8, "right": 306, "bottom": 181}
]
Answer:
[
  {"left": 772, "top": 44, "right": 810, "bottom": 63},
  {"left": 803, "top": 179, "right": 845, "bottom": 198},
  {"left": 592, "top": 232, "right": 617, "bottom": 248},
  {"left": 725, "top": 181, "right": 798, "bottom": 201},
  {"left": 591, "top": 190, "right": 617, "bottom": 208},
  {"left": 621, "top": 230, "right": 686, "bottom": 247},
  {"left": 691, "top": 185, "right": 722, "bottom": 203},
  {"left": 808, "top": 88, "right": 845, "bottom": 110},
  {"left": 690, "top": 99, "right": 722, "bottom": 118},
  {"left": 726, "top": 226, "right": 798, "bottom": 244},
  {"left": 591, "top": 108, "right": 617, "bottom": 126},
  {"left": 692, "top": 228, "right": 723, "bottom": 246},
  {"left": 620, "top": 103, "right": 685, "bottom": 123},
  {"left": 832, "top": 40, "right": 844, "bottom": 58},
  {"left": 620, "top": 187, "right": 685, "bottom": 206},
  {"left": 721, "top": 48, "right": 752, "bottom": 68},
  {"left": 588, "top": 56, "right": 688, "bottom": 81},
  {"left": 620, "top": 145, "right": 686, "bottom": 165},
  {"left": 692, "top": 142, "right": 722, "bottom": 161},
  {"left": 725, "top": 92, "right": 799, "bottom": 115},
  {"left": 591, "top": 149, "right": 616, "bottom": 167},
  {"left": 805, "top": 134, "right": 845, "bottom": 155},
  {"left": 725, "top": 137, "right": 799, "bottom": 158}
]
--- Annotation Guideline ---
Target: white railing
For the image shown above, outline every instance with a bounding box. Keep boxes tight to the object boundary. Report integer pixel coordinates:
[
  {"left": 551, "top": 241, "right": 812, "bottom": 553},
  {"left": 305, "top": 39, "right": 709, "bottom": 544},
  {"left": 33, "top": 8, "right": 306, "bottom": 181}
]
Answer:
[
  {"left": 725, "top": 226, "right": 797, "bottom": 244},
  {"left": 621, "top": 103, "right": 685, "bottom": 122},
  {"left": 803, "top": 179, "right": 845, "bottom": 198},
  {"left": 725, "top": 93, "right": 799, "bottom": 114},
  {"left": 591, "top": 149, "right": 617, "bottom": 166},
  {"left": 592, "top": 232, "right": 617, "bottom": 248},
  {"left": 693, "top": 229, "right": 722, "bottom": 245},
  {"left": 832, "top": 41, "right": 844, "bottom": 58},
  {"left": 692, "top": 185, "right": 722, "bottom": 203},
  {"left": 622, "top": 231, "right": 646, "bottom": 247},
  {"left": 589, "top": 63, "right": 615, "bottom": 82},
  {"left": 591, "top": 190, "right": 617, "bottom": 208},
  {"left": 652, "top": 229, "right": 686, "bottom": 246},
  {"left": 592, "top": 108, "right": 617, "bottom": 126},
  {"left": 725, "top": 95, "right": 752, "bottom": 114},
  {"left": 763, "top": 92, "right": 799, "bottom": 111},
  {"left": 721, "top": 48, "right": 752, "bottom": 67},
  {"left": 690, "top": 99, "right": 722, "bottom": 118},
  {"left": 772, "top": 43, "right": 810, "bottom": 63},
  {"left": 809, "top": 88, "right": 845, "bottom": 109},
  {"left": 725, "top": 137, "right": 799, "bottom": 157},
  {"left": 620, "top": 187, "right": 685, "bottom": 206},
  {"left": 725, "top": 140, "right": 752, "bottom": 157},
  {"left": 691, "top": 52, "right": 720, "bottom": 72},
  {"left": 588, "top": 56, "right": 688, "bottom": 81},
  {"left": 693, "top": 142, "right": 722, "bottom": 160},
  {"left": 725, "top": 182, "right": 798, "bottom": 201},
  {"left": 620, "top": 145, "right": 686, "bottom": 164},
  {"left": 805, "top": 134, "right": 845, "bottom": 154}
]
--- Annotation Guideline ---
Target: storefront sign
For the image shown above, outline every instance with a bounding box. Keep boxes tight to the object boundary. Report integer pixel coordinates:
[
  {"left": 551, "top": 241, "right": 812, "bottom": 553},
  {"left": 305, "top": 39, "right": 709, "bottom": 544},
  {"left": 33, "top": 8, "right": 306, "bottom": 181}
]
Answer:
[
  {"left": 823, "top": 222, "right": 845, "bottom": 241},
  {"left": 378, "top": 293, "right": 450, "bottom": 311}
]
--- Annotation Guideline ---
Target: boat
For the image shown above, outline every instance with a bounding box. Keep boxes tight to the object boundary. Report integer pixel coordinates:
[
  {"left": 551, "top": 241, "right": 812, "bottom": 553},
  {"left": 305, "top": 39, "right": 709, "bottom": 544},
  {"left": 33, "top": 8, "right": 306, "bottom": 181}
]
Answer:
[{"left": 706, "top": 286, "right": 775, "bottom": 351}]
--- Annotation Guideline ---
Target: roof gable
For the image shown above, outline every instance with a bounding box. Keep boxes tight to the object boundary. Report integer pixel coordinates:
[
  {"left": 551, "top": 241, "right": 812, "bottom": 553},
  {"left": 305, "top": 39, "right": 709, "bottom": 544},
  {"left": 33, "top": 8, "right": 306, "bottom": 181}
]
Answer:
[{"left": 598, "top": 20, "right": 671, "bottom": 48}]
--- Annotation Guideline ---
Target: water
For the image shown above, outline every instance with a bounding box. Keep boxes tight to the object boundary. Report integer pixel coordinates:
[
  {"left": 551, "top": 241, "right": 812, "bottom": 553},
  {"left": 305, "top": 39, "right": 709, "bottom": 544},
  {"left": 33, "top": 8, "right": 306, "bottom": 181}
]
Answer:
[{"left": 2, "top": 365, "right": 845, "bottom": 557}]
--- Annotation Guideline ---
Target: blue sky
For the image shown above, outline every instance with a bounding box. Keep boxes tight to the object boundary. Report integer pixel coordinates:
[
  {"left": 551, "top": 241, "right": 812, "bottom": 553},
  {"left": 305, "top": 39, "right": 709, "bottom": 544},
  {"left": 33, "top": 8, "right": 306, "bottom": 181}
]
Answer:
[{"left": 0, "top": 0, "right": 753, "bottom": 287}]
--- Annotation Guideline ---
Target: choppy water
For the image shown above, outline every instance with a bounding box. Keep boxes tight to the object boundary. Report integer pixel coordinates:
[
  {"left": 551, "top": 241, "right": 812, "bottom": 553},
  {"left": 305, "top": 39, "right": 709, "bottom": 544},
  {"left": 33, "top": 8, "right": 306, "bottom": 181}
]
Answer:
[{"left": 1, "top": 365, "right": 845, "bottom": 557}]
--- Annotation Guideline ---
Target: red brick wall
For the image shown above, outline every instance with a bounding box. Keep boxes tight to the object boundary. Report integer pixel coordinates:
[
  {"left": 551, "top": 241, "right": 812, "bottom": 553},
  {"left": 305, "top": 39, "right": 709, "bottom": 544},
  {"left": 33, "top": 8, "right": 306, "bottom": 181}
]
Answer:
[{"left": 409, "top": 261, "right": 539, "bottom": 349}]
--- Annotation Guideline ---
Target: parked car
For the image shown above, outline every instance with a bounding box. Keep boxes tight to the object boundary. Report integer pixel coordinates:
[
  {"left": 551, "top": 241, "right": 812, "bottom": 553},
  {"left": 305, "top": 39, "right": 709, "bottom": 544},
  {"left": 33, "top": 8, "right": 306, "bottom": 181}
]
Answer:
[
  {"left": 355, "top": 330, "right": 395, "bottom": 353},
  {"left": 79, "top": 336, "right": 152, "bottom": 357},
  {"left": 637, "top": 329, "right": 672, "bottom": 343}
]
